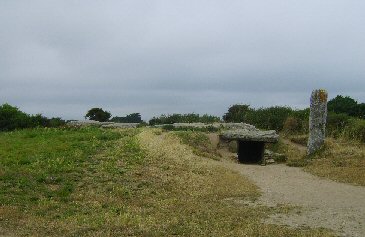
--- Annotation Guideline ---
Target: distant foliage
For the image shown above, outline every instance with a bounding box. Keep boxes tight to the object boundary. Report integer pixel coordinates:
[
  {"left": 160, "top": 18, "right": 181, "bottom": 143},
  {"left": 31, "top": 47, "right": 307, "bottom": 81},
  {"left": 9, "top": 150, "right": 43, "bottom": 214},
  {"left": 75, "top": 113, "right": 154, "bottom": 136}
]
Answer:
[
  {"left": 111, "top": 113, "right": 142, "bottom": 123},
  {"left": 223, "top": 104, "right": 306, "bottom": 132},
  {"left": 85, "top": 108, "right": 111, "bottom": 122},
  {"left": 326, "top": 95, "right": 365, "bottom": 142},
  {"left": 326, "top": 112, "right": 352, "bottom": 137},
  {"left": 0, "top": 103, "right": 65, "bottom": 131},
  {"left": 222, "top": 104, "right": 250, "bottom": 123},
  {"left": 0, "top": 104, "right": 30, "bottom": 131},
  {"left": 327, "top": 95, "right": 364, "bottom": 118},
  {"left": 246, "top": 106, "right": 293, "bottom": 131},
  {"left": 149, "top": 113, "right": 220, "bottom": 125}
]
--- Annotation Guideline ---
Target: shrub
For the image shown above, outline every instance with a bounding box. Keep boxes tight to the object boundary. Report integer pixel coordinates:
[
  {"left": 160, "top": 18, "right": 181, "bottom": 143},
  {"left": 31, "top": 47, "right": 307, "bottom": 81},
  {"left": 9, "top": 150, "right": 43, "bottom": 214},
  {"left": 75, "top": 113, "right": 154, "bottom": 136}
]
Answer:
[
  {"left": 0, "top": 104, "right": 65, "bottom": 131},
  {"left": 0, "top": 104, "right": 31, "bottom": 131},
  {"left": 343, "top": 119, "right": 365, "bottom": 142},
  {"left": 326, "top": 112, "right": 351, "bottom": 137},
  {"left": 223, "top": 104, "right": 301, "bottom": 131}
]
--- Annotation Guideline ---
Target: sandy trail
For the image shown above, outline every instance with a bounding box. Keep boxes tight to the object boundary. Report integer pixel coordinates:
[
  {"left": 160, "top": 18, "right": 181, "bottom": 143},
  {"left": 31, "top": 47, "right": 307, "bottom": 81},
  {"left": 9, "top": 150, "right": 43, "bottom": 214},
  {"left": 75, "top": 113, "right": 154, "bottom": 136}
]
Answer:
[
  {"left": 206, "top": 133, "right": 365, "bottom": 236},
  {"left": 220, "top": 159, "right": 365, "bottom": 237}
]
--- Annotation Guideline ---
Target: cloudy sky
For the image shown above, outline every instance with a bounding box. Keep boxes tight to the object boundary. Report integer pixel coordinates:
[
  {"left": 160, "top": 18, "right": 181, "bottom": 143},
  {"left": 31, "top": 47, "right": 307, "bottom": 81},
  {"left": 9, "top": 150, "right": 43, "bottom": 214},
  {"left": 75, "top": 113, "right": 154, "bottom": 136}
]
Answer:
[{"left": 1, "top": 1, "right": 365, "bottom": 120}]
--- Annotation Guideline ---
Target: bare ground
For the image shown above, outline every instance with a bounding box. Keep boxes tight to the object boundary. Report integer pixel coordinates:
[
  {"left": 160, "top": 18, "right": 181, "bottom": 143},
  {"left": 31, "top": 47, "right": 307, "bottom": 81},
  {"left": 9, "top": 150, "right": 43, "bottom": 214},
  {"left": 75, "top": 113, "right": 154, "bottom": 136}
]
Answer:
[{"left": 212, "top": 135, "right": 365, "bottom": 237}]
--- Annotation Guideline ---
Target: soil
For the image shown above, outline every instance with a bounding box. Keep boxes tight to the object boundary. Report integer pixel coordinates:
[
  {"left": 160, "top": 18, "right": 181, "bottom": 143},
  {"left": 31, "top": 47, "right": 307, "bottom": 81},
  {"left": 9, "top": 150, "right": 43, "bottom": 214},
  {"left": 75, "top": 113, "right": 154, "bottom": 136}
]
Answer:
[{"left": 209, "top": 134, "right": 365, "bottom": 237}]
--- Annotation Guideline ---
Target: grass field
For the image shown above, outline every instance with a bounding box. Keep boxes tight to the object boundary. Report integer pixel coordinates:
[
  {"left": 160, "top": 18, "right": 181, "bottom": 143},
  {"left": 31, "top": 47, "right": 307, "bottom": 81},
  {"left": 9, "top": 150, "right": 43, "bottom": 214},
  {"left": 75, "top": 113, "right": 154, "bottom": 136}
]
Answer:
[{"left": 0, "top": 127, "right": 333, "bottom": 236}]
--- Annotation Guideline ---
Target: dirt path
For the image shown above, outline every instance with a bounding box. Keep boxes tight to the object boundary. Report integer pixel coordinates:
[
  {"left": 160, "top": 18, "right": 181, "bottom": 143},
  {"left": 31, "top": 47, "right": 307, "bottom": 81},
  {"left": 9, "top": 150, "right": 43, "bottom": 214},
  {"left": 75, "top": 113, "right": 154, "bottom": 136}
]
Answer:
[
  {"left": 220, "top": 158, "right": 365, "bottom": 237},
  {"left": 205, "top": 134, "right": 365, "bottom": 236}
]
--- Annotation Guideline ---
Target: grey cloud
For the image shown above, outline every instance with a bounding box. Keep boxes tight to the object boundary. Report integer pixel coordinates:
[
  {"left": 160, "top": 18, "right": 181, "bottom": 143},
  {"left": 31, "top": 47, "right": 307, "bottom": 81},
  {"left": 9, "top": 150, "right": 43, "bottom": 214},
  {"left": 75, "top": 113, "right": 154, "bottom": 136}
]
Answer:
[{"left": 1, "top": 0, "right": 365, "bottom": 120}]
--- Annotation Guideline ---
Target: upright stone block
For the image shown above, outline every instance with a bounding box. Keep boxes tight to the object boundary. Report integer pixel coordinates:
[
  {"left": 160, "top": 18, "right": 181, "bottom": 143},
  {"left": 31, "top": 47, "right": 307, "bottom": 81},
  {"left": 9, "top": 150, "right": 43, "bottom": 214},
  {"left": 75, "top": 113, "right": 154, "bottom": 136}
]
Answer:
[{"left": 307, "top": 89, "right": 328, "bottom": 155}]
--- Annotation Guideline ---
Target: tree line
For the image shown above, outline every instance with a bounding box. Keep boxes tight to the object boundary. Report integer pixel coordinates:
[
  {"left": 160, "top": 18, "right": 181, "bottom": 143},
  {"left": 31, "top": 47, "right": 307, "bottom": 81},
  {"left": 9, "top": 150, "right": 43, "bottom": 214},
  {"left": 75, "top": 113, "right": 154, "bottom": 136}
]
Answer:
[
  {"left": 1, "top": 94, "right": 364, "bottom": 142},
  {"left": 0, "top": 104, "right": 65, "bottom": 131},
  {"left": 84, "top": 108, "right": 142, "bottom": 123}
]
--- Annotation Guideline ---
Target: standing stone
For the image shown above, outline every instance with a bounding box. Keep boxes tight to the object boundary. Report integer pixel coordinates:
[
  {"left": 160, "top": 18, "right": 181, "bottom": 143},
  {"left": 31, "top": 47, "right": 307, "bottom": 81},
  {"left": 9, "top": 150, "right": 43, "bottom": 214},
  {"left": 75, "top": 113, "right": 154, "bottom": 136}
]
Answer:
[{"left": 307, "top": 89, "right": 328, "bottom": 155}]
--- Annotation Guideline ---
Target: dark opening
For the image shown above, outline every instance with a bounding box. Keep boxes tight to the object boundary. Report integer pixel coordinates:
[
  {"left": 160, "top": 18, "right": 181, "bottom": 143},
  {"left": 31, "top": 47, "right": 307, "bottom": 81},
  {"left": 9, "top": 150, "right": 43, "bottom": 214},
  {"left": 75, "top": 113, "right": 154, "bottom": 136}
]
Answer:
[{"left": 237, "top": 141, "right": 265, "bottom": 163}]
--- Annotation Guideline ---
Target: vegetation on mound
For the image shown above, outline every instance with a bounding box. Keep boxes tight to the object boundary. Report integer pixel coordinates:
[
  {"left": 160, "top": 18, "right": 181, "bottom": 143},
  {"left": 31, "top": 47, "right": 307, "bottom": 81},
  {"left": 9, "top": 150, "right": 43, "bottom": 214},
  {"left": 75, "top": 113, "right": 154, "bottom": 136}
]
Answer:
[
  {"left": 173, "top": 130, "right": 221, "bottom": 160},
  {"left": 289, "top": 135, "right": 309, "bottom": 146},
  {"left": 275, "top": 136, "right": 365, "bottom": 186},
  {"left": 0, "top": 128, "right": 333, "bottom": 236},
  {"left": 304, "top": 139, "right": 365, "bottom": 186}
]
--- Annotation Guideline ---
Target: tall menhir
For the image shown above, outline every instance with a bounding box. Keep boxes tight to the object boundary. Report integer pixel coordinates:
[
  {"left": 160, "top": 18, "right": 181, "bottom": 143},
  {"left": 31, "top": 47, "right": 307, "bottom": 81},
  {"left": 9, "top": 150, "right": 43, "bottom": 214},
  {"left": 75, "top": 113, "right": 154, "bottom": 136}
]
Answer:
[{"left": 307, "top": 89, "right": 328, "bottom": 155}]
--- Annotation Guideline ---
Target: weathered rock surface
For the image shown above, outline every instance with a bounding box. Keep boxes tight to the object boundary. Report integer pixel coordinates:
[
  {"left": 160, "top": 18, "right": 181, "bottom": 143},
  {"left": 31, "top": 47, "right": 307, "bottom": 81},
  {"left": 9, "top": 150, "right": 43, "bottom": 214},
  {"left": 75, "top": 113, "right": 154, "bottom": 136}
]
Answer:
[
  {"left": 153, "top": 122, "right": 256, "bottom": 130},
  {"left": 307, "top": 89, "right": 328, "bottom": 155},
  {"left": 221, "top": 129, "right": 279, "bottom": 143},
  {"left": 67, "top": 120, "right": 139, "bottom": 128},
  {"left": 101, "top": 123, "right": 139, "bottom": 128}
]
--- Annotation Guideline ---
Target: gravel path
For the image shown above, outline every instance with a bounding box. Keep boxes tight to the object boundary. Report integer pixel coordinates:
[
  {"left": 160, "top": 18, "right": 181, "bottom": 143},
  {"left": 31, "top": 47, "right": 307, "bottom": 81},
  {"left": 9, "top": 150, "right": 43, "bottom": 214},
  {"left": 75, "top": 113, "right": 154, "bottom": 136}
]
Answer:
[{"left": 221, "top": 161, "right": 365, "bottom": 237}]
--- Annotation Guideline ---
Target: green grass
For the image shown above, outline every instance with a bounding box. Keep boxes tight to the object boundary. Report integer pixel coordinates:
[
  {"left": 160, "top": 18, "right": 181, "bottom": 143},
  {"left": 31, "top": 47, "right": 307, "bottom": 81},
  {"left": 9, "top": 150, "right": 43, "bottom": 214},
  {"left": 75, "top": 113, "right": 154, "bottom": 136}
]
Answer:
[
  {"left": 173, "top": 130, "right": 221, "bottom": 160},
  {"left": 304, "top": 138, "right": 365, "bottom": 186},
  {"left": 0, "top": 128, "right": 334, "bottom": 236},
  {"left": 0, "top": 127, "right": 122, "bottom": 206}
]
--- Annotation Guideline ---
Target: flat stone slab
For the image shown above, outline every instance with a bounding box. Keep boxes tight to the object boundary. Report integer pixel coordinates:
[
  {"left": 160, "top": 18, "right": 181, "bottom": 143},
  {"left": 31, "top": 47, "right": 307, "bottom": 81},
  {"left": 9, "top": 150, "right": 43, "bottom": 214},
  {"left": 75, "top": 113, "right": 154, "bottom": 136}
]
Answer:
[
  {"left": 153, "top": 122, "right": 257, "bottom": 130},
  {"left": 67, "top": 120, "right": 139, "bottom": 128},
  {"left": 221, "top": 129, "right": 279, "bottom": 143}
]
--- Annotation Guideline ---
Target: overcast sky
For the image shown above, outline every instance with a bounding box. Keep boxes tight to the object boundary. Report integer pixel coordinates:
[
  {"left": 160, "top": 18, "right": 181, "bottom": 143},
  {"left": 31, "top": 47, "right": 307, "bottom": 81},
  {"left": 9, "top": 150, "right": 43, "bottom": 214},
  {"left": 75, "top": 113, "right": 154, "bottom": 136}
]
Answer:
[{"left": 1, "top": 1, "right": 365, "bottom": 120}]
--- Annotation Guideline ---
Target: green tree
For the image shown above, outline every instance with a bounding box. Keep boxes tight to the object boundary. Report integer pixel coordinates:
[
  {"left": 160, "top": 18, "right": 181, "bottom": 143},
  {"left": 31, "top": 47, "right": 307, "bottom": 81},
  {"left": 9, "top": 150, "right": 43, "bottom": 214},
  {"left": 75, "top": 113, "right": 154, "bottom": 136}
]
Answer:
[
  {"left": 0, "top": 103, "right": 30, "bottom": 131},
  {"left": 357, "top": 103, "right": 365, "bottom": 119},
  {"left": 111, "top": 113, "right": 142, "bottom": 123},
  {"left": 85, "top": 108, "right": 111, "bottom": 122},
  {"left": 327, "top": 95, "right": 358, "bottom": 116},
  {"left": 223, "top": 104, "right": 251, "bottom": 122}
]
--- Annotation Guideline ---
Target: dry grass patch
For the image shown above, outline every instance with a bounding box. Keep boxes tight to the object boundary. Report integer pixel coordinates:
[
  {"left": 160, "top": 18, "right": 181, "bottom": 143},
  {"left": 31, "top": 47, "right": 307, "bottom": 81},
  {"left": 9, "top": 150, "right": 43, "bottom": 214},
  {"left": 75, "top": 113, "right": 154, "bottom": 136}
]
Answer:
[
  {"left": 278, "top": 135, "right": 365, "bottom": 186},
  {"left": 304, "top": 138, "right": 365, "bottom": 186},
  {"left": 134, "top": 130, "right": 333, "bottom": 236}
]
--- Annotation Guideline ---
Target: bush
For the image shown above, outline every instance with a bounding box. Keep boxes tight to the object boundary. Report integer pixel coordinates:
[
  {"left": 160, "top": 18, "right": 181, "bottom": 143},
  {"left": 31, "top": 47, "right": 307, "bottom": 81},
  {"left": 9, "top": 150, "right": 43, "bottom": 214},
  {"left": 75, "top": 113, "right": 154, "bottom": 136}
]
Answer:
[
  {"left": 0, "top": 104, "right": 65, "bottom": 131},
  {"left": 343, "top": 119, "right": 365, "bottom": 142},
  {"left": 224, "top": 104, "right": 295, "bottom": 131},
  {"left": 326, "top": 112, "right": 351, "bottom": 137},
  {"left": 0, "top": 104, "right": 31, "bottom": 131}
]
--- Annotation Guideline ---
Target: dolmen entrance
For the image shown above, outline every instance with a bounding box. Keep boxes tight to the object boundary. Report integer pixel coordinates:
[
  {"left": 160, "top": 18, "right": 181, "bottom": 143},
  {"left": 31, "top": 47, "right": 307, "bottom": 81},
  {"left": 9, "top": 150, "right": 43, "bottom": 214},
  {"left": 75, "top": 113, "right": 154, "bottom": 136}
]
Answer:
[{"left": 221, "top": 126, "right": 279, "bottom": 164}]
